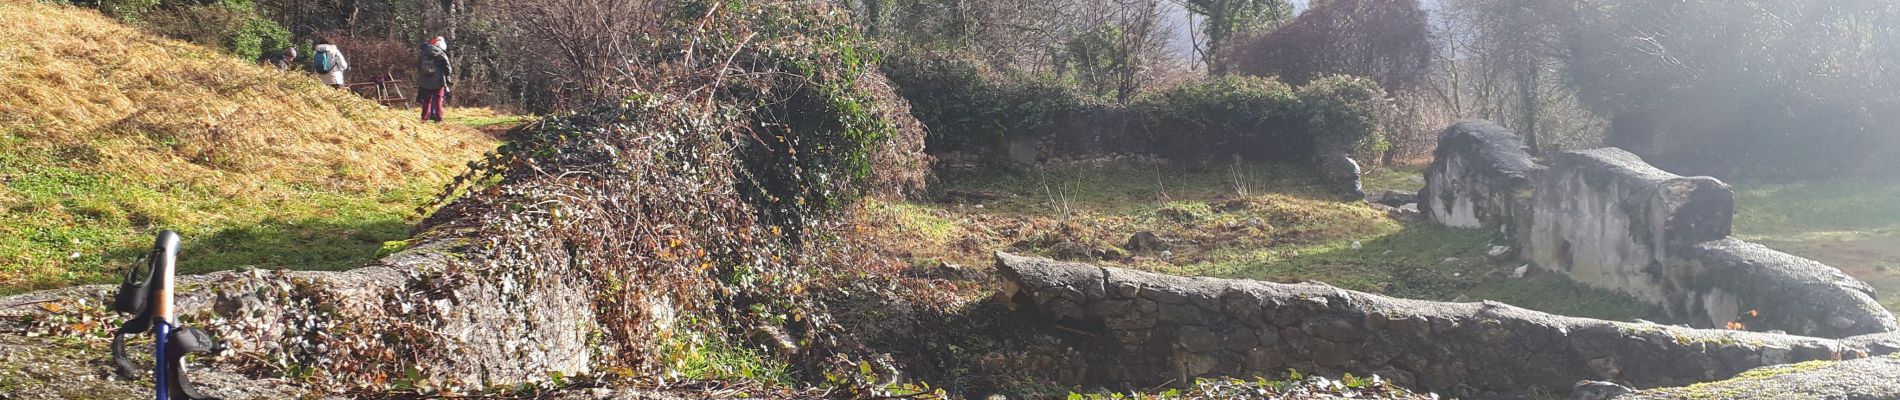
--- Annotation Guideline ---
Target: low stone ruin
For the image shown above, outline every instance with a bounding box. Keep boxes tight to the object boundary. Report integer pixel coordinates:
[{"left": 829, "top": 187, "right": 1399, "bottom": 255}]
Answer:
[
  {"left": 996, "top": 252, "right": 1900, "bottom": 398},
  {"left": 1422, "top": 121, "right": 1896, "bottom": 338}
]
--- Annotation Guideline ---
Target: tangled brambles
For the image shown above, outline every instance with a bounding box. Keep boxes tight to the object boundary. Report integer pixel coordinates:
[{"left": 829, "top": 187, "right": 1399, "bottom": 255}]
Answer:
[{"left": 374, "top": 0, "right": 930, "bottom": 392}]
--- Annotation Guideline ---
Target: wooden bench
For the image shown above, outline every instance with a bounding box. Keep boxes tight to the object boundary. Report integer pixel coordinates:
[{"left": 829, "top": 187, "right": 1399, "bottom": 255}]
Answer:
[{"left": 346, "top": 73, "right": 409, "bottom": 107}]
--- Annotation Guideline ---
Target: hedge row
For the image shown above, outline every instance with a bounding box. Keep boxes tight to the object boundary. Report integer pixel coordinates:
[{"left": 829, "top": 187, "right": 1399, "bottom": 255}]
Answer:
[{"left": 884, "top": 53, "right": 1388, "bottom": 164}]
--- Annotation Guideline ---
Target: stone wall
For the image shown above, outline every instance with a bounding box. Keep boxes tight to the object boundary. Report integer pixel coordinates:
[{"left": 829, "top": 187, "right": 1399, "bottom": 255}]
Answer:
[
  {"left": 1421, "top": 121, "right": 1896, "bottom": 338},
  {"left": 996, "top": 252, "right": 1900, "bottom": 398}
]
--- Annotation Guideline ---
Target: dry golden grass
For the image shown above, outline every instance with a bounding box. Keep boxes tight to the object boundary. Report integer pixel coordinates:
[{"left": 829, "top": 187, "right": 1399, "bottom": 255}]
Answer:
[
  {"left": 0, "top": 0, "right": 486, "bottom": 192},
  {"left": 0, "top": 0, "right": 497, "bottom": 292}
]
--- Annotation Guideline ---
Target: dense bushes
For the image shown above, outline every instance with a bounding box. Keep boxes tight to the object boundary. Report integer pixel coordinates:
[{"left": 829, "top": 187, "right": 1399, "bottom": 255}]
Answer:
[
  {"left": 1132, "top": 75, "right": 1388, "bottom": 163},
  {"left": 884, "top": 53, "right": 1391, "bottom": 165},
  {"left": 221, "top": 12, "right": 291, "bottom": 60},
  {"left": 67, "top": 0, "right": 292, "bottom": 61},
  {"left": 412, "top": 0, "right": 927, "bottom": 387},
  {"left": 880, "top": 52, "right": 1091, "bottom": 153}
]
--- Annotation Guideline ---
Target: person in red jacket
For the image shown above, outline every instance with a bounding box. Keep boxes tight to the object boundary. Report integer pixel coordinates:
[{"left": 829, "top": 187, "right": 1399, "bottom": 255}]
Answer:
[{"left": 417, "top": 36, "right": 453, "bottom": 122}]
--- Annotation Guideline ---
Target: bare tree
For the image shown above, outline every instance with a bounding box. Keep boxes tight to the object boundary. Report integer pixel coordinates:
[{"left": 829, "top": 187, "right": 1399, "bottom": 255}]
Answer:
[
  {"left": 1432, "top": 0, "right": 1604, "bottom": 156},
  {"left": 1175, "top": 0, "right": 1292, "bottom": 76},
  {"left": 480, "top": 0, "right": 663, "bottom": 110}
]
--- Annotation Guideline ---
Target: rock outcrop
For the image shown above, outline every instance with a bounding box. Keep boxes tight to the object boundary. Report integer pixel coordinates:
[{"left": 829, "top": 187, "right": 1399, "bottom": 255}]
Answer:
[
  {"left": 0, "top": 236, "right": 603, "bottom": 393},
  {"left": 996, "top": 252, "right": 1900, "bottom": 398},
  {"left": 1611, "top": 356, "right": 1900, "bottom": 400},
  {"left": 1421, "top": 121, "right": 1539, "bottom": 237},
  {"left": 1422, "top": 121, "right": 1896, "bottom": 338}
]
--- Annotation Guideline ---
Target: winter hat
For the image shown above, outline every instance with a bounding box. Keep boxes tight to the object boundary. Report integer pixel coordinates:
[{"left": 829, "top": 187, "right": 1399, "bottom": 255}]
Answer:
[{"left": 431, "top": 36, "right": 447, "bottom": 51}]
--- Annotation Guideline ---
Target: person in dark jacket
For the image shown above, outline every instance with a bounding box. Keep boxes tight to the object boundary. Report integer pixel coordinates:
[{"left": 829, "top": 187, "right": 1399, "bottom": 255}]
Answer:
[
  {"left": 417, "top": 36, "right": 453, "bottom": 122},
  {"left": 263, "top": 46, "right": 297, "bottom": 71}
]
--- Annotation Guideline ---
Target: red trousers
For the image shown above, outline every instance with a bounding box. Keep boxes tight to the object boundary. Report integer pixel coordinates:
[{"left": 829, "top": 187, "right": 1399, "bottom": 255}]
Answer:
[{"left": 420, "top": 87, "right": 446, "bottom": 122}]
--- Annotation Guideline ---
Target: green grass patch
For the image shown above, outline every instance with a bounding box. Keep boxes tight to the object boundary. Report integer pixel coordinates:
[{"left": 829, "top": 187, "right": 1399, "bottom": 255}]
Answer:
[
  {"left": 1733, "top": 178, "right": 1900, "bottom": 313},
  {"left": 1643, "top": 359, "right": 1836, "bottom": 399},
  {"left": 876, "top": 160, "right": 1656, "bottom": 321},
  {"left": 1465, "top": 272, "right": 1659, "bottom": 321},
  {"left": 862, "top": 199, "right": 960, "bottom": 243},
  {"left": 657, "top": 328, "right": 792, "bottom": 386},
  {"left": 0, "top": 151, "right": 445, "bottom": 294},
  {"left": 1361, "top": 167, "right": 1425, "bottom": 193},
  {"left": 444, "top": 108, "right": 531, "bottom": 131}
]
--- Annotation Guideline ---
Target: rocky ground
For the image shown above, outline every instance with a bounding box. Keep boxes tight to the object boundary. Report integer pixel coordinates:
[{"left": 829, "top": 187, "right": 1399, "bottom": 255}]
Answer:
[{"left": 1614, "top": 355, "right": 1900, "bottom": 399}]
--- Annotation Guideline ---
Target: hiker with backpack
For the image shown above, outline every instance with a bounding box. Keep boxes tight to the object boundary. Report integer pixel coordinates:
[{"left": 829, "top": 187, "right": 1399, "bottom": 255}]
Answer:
[
  {"left": 417, "top": 36, "right": 453, "bottom": 122},
  {"left": 312, "top": 39, "right": 349, "bottom": 89}
]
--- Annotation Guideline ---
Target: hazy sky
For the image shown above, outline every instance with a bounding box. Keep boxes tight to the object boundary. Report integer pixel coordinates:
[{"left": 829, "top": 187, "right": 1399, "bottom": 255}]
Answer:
[{"left": 1162, "top": 0, "right": 1438, "bottom": 64}]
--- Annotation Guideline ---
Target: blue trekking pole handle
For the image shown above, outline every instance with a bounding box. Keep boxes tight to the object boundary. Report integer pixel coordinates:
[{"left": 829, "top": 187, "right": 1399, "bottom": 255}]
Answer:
[{"left": 152, "top": 231, "right": 179, "bottom": 400}]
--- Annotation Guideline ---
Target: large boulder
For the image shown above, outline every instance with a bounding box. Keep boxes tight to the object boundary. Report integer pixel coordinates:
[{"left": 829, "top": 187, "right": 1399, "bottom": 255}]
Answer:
[
  {"left": 1421, "top": 121, "right": 1539, "bottom": 239},
  {"left": 1418, "top": 121, "right": 1896, "bottom": 338},
  {"left": 1671, "top": 239, "right": 1898, "bottom": 337},
  {"left": 1525, "top": 149, "right": 1732, "bottom": 317},
  {"left": 1524, "top": 149, "right": 1894, "bottom": 337},
  {"left": 1316, "top": 148, "right": 1365, "bottom": 199}
]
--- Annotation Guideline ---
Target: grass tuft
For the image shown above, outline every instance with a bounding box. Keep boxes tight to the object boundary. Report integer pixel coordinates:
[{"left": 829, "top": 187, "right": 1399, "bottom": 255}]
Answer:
[{"left": 1733, "top": 178, "right": 1900, "bottom": 313}]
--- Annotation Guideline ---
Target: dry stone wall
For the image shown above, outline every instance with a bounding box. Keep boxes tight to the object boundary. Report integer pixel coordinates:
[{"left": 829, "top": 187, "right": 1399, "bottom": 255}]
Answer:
[
  {"left": 996, "top": 252, "right": 1900, "bottom": 398},
  {"left": 1421, "top": 121, "right": 1896, "bottom": 338}
]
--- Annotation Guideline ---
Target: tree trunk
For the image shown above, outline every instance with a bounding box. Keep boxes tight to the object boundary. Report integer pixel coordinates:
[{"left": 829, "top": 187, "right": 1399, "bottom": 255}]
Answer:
[{"left": 1519, "top": 62, "right": 1540, "bottom": 155}]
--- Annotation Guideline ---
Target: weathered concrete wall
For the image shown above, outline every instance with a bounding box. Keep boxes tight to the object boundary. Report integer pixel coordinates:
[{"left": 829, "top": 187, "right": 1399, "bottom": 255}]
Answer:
[
  {"left": 1421, "top": 121, "right": 1896, "bottom": 338},
  {"left": 996, "top": 252, "right": 1900, "bottom": 398},
  {"left": 1420, "top": 121, "right": 1539, "bottom": 238}
]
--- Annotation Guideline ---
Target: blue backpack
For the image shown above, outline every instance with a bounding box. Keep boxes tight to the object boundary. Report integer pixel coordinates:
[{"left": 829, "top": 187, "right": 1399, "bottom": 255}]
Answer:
[{"left": 314, "top": 51, "right": 335, "bottom": 73}]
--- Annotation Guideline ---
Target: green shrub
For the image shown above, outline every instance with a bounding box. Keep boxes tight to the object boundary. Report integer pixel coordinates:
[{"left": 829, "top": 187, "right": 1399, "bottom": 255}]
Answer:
[
  {"left": 1131, "top": 74, "right": 1388, "bottom": 163},
  {"left": 885, "top": 51, "right": 1389, "bottom": 164},
  {"left": 1295, "top": 75, "right": 1389, "bottom": 160},
  {"left": 222, "top": 15, "right": 290, "bottom": 61},
  {"left": 683, "top": 2, "right": 926, "bottom": 233},
  {"left": 881, "top": 51, "right": 1091, "bottom": 153},
  {"left": 1131, "top": 75, "right": 1298, "bottom": 161},
  {"left": 68, "top": 0, "right": 287, "bottom": 62}
]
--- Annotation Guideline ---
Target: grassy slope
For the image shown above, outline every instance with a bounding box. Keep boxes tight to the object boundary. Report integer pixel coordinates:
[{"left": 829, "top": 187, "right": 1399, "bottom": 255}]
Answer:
[
  {"left": 1733, "top": 178, "right": 1900, "bottom": 313},
  {"left": 0, "top": 0, "right": 498, "bottom": 293},
  {"left": 862, "top": 161, "right": 1655, "bottom": 321}
]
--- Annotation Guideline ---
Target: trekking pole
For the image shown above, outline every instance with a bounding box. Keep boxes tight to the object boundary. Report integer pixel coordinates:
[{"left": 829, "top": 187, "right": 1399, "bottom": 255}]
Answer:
[{"left": 111, "top": 231, "right": 221, "bottom": 400}]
